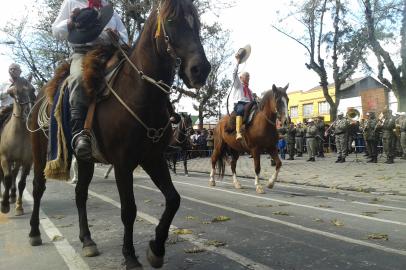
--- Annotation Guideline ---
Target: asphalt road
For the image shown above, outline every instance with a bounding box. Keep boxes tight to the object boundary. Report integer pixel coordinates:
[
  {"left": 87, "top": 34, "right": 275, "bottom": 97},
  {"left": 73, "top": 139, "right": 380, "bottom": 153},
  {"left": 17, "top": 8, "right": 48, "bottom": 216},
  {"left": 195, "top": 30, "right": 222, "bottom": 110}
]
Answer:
[{"left": 1, "top": 166, "right": 406, "bottom": 270}]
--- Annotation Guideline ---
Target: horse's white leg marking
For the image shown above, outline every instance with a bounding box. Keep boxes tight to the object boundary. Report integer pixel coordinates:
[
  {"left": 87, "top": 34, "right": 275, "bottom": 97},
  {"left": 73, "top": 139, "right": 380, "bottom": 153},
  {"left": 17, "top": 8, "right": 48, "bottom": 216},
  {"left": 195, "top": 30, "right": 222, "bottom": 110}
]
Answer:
[
  {"left": 268, "top": 168, "right": 279, "bottom": 189},
  {"left": 209, "top": 168, "right": 216, "bottom": 186},
  {"left": 255, "top": 174, "right": 265, "bottom": 194},
  {"left": 233, "top": 173, "right": 242, "bottom": 189}
]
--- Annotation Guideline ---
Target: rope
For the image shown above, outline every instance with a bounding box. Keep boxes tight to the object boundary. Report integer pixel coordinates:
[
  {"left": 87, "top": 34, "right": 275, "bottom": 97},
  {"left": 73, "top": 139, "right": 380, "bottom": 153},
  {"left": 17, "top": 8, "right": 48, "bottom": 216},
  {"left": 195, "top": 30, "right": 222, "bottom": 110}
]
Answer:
[
  {"left": 26, "top": 95, "right": 49, "bottom": 136},
  {"left": 106, "top": 80, "right": 171, "bottom": 143}
]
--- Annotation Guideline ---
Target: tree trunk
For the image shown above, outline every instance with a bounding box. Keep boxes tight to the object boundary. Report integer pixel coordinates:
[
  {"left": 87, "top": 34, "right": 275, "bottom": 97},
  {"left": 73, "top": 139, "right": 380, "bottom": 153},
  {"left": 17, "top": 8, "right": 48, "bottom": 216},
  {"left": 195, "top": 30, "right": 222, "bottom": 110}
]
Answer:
[
  {"left": 397, "top": 90, "right": 406, "bottom": 111},
  {"left": 198, "top": 108, "right": 204, "bottom": 130}
]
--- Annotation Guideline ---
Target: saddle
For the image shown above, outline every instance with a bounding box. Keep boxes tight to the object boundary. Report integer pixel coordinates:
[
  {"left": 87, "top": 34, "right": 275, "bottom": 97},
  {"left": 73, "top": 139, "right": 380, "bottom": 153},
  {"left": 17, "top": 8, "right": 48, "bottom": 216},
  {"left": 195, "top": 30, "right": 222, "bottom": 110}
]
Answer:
[{"left": 225, "top": 101, "right": 259, "bottom": 134}]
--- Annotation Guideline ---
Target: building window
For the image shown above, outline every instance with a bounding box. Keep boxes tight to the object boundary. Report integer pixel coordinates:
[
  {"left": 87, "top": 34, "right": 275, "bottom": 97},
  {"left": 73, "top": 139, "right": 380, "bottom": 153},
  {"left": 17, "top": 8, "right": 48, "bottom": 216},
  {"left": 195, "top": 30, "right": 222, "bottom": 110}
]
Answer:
[
  {"left": 318, "top": 101, "right": 330, "bottom": 115},
  {"left": 303, "top": 103, "right": 313, "bottom": 117},
  {"left": 290, "top": 106, "right": 298, "bottom": 118}
]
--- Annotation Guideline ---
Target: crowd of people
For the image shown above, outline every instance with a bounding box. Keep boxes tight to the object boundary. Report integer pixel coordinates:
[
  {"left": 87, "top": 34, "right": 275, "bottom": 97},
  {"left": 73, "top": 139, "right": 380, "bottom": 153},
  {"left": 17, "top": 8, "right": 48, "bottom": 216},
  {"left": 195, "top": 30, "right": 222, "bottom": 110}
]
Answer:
[{"left": 278, "top": 110, "right": 406, "bottom": 164}]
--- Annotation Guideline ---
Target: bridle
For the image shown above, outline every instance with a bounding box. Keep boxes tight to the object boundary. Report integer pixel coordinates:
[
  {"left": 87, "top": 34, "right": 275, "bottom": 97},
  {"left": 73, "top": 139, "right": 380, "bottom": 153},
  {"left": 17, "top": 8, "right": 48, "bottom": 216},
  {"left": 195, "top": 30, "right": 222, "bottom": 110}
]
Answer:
[
  {"left": 105, "top": 2, "right": 189, "bottom": 143},
  {"left": 174, "top": 115, "right": 192, "bottom": 144}
]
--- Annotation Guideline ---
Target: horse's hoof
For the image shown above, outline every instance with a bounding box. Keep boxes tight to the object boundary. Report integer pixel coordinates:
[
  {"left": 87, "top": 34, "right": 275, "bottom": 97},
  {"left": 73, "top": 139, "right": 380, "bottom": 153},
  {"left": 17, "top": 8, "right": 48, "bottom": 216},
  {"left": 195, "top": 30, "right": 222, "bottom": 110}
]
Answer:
[
  {"left": 83, "top": 244, "right": 100, "bottom": 257},
  {"left": 185, "top": 174, "right": 189, "bottom": 177},
  {"left": 147, "top": 245, "right": 164, "bottom": 268},
  {"left": 234, "top": 181, "right": 242, "bottom": 189},
  {"left": 1, "top": 203, "right": 10, "bottom": 214},
  {"left": 15, "top": 207, "right": 24, "bottom": 216},
  {"left": 256, "top": 185, "right": 265, "bottom": 194},
  {"left": 209, "top": 181, "right": 216, "bottom": 187},
  {"left": 29, "top": 236, "right": 42, "bottom": 246},
  {"left": 267, "top": 182, "right": 275, "bottom": 189},
  {"left": 123, "top": 255, "right": 143, "bottom": 270},
  {"left": 9, "top": 196, "right": 16, "bottom": 204}
]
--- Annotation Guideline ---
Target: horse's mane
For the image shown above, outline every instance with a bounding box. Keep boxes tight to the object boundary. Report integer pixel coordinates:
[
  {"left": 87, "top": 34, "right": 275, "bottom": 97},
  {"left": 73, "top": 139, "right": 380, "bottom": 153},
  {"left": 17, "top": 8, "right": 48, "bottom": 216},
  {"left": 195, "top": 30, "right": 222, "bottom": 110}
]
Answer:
[{"left": 259, "top": 89, "right": 274, "bottom": 111}]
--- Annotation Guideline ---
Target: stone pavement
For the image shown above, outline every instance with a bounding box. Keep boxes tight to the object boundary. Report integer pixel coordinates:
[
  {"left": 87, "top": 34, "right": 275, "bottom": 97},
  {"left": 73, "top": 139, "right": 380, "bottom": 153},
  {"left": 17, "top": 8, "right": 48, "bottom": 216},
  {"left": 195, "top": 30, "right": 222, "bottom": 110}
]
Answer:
[{"left": 179, "top": 152, "right": 406, "bottom": 196}]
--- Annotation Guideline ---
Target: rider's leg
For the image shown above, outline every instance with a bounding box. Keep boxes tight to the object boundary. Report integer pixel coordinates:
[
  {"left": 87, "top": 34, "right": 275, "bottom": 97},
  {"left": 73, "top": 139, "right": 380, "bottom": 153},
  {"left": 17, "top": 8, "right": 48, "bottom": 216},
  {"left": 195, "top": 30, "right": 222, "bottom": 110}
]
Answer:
[
  {"left": 235, "top": 102, "right": 245, "bottom": 140},
  {"left": 68, "top": 53, "right": 92, "bottom": 161}
]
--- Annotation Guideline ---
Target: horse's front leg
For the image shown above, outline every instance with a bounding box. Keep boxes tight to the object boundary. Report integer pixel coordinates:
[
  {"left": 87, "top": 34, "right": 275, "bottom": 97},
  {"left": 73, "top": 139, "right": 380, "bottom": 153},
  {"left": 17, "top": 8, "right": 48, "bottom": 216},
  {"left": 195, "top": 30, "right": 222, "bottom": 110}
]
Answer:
[
  {"left": 114, "top": 163, "right": 142, "bottom": 269},
  {"left": 0, "top": 158, "right": 12, "bottom": 213},
  {"left": 268, "top": 146, "right": 282, "bottom": 189},
  {"left": 142, "top": 156, "right": 180, "bottom": 269},
  {"left": 252, "top": 149, "right": 265, "bottom": 194},
  {"left": 75, "top": 160, "right": 99, "bottom": 257},
  {"left": 10, "top": 162, "right": 20, "bottom": 204},
  {"left": 230, "top": 152, "right": 242, "bottom": 189},
  {"left": 15, "top": 164, "right": 30, "bottom": 216},
  {"left": 183, "top": 150, "right": 189, "bottom": 177}
]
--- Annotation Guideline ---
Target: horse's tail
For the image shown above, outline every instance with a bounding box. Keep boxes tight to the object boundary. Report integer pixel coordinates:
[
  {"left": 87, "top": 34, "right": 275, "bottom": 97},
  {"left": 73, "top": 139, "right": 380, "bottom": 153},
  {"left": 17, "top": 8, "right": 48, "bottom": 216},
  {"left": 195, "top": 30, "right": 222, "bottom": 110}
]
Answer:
[{"left": 213, "top": 124, "right": 227, "bottom": 179}]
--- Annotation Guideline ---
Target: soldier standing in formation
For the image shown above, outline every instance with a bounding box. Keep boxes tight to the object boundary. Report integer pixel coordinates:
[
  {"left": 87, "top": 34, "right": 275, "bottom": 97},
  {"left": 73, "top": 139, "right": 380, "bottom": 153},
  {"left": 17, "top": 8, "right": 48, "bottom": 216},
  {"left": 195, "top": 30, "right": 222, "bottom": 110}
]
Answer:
[
  {"left": 315, "top": 117, "right": 325, "bottom": 157},
  {"left": 398, "top": 112, "right": 406, "bottom": 160},
  {"left": 379, "top": 109, "right": 396, "bottom": 164},
  {"left": 363, "top": 112, "right": 378, "bottom": 163},
  {"left": 286, "top": 122, "right": 296, "bottom": 160},
  {"left": 305, "top": 119, "right": 317, "bottom": 162},
  {"left": 295, "top": 122, "right": 305, "bottom": 157},
  {"left": 332, "top": 112, "right": 350, "bottom": 163}
]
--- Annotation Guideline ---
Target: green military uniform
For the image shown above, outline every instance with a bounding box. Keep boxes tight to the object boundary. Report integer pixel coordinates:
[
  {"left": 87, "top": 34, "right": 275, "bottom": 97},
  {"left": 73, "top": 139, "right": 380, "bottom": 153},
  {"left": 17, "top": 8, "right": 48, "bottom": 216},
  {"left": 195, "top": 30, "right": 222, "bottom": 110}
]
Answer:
[
  {"left": 333, "top": 116, "right": 350, "bottom": 162},
  {"left": 381, "top": 114, "right": 396, "bottom": 164},
  {"left": 286, "top": 124, "right": 296, "bottom": 160},
  {"left": 305, "top": 122, "right": 317, "bottom": 161},
  {"left": 399, "top": 115, "right": 406, "bottom": 159},
  {"left": 364, "top": 115, "right": 378, "bottom": 163},
  {"left": 315, "top": 118, "right": 325, "bottom": 157},
  {"left": 295, "top": 125, "right": 305, "bottom": 157}
]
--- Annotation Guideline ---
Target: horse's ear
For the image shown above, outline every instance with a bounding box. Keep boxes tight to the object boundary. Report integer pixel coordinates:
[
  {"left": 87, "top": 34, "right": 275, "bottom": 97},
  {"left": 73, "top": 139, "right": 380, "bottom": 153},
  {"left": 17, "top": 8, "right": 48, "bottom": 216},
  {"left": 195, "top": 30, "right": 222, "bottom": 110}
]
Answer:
[
  {"left": 272, "top": 84, "right": 277, "bottom": 91},
  {"left": 27, "top": 73, "right": 33, "bottom": 83},
  {"left": 283, "top": 83, "right": 289, "bottom": 92}
]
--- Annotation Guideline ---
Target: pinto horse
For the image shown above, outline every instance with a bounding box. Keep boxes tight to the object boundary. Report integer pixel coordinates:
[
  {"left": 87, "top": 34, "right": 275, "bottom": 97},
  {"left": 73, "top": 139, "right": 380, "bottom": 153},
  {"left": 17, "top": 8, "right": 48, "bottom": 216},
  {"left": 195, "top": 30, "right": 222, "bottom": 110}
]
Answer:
[
  {"left": 28, "top": 1, "right": 210, "bottom": 269},
  {"left": 209, "top": 84, "right": 289, "bottom": 194},
  {"left": 166, "top": 112, "right": 193, "bottom": 176}
]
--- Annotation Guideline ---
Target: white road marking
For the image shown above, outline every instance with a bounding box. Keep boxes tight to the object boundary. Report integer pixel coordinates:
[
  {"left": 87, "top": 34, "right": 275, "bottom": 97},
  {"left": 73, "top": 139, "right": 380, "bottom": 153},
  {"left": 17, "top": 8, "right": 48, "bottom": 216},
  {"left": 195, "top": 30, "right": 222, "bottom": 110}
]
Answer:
[
  {"left": 134, "top": 184, "right": 406, "bottom": 257},
  {"left": 25, "top": 191, "right": 90, "bottom": 270},
  {"left": 170, "top": 180, "right": 406, "bottom": 226},
  {"left": 86, "top": 189, "right": 273, "bottom": 270}
]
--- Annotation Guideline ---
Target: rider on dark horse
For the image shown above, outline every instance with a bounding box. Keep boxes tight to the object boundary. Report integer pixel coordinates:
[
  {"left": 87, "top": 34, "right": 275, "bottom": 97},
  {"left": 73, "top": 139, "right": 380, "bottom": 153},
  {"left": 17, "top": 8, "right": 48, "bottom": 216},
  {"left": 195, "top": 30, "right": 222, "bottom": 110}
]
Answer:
[
  {"left": 232, "top": 45, "right": 254, "bottom": 140},
  {"left": 52, "top": 0, "right": 129, "bottom": 161}
]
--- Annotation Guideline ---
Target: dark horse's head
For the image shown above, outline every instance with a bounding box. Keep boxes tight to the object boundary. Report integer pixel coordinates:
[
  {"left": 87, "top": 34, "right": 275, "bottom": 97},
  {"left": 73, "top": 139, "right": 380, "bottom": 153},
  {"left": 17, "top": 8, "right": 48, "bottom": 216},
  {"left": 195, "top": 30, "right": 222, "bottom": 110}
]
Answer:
[
  {"left": 155, "top": 0, "right": 211, "bottom": 88},
  {"left": 179, "top": 112, "right": 193, "bottom": 131},
  {"left": 260, "top": 84, "right": 289, "bottom": 125}
]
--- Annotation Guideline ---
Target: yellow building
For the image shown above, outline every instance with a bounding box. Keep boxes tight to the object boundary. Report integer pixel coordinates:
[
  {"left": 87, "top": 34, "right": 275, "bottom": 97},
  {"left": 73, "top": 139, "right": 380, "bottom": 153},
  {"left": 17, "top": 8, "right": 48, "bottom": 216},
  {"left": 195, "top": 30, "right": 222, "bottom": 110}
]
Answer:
[{"left": 288, "top": 86, "right": 335, "bottom": 124}]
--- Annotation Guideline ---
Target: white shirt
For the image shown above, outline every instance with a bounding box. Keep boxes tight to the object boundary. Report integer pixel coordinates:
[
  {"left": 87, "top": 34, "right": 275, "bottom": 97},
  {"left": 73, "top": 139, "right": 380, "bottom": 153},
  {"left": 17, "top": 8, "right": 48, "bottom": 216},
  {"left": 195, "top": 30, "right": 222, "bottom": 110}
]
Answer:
[
  {"left": 232, "top": 67, "right": 252, "bottom": 103},
  {"left": 52, "top": 0, "right": 129, "bottom": 46},
  {"left": 0, "top": 81, "right": 14, "bottom": 107}
]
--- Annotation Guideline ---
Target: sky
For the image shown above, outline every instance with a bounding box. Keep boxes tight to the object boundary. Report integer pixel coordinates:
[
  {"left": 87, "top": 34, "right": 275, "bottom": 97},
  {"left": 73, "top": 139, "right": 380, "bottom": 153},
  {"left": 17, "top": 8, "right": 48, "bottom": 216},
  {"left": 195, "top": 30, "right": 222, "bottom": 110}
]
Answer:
[{"left": 0, "top": 0, "right": 390, "bottom": 114}]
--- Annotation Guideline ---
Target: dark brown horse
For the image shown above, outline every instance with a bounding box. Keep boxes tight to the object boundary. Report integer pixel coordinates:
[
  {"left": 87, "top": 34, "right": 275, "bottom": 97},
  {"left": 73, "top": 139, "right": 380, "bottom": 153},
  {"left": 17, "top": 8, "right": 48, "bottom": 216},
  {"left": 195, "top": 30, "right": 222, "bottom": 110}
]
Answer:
[
  {"left": 166, "top": 112, "right": 193, "bottom": 176},
  {"left": 209, "top": 84, "right": 289, "bottom": 194},
  {"left": 28, "top": 1, "right": 210, "bottom": 269}
]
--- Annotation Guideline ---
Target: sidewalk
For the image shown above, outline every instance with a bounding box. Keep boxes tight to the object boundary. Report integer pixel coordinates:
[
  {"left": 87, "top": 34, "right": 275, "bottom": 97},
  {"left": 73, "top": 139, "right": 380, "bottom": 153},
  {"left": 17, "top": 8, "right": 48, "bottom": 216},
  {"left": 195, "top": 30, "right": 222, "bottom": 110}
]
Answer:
[{"left": 180, "top": 152, "right": 406, "bottom": 196}]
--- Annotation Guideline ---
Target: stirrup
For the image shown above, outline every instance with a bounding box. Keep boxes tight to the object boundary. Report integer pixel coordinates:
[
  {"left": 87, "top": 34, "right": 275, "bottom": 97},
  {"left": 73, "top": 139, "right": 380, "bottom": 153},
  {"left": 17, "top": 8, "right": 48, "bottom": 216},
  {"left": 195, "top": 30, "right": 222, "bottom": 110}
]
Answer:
[{"left": 72, "top": 130, "right": 92, "bottom": 161}]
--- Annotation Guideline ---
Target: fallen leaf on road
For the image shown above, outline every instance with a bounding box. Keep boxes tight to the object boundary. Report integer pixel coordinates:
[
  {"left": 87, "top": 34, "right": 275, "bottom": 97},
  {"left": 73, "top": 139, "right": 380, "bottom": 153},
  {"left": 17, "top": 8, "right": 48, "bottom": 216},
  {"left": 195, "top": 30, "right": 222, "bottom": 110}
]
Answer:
[
  {"left": 272, "top": 211, "right": 290, "bottom": 216},
  {"left": 354, "top": 174, "right": 363, "bottom": 177},
  {"left": 202, "top": 221, "right": 212, "bottom": 225},
  {"left": 57, "top": 224, "right": 73, "bottom": 228},
  {"left": 52, "top": 235, "right": 64, "bottom": 242},
  {"left": 362, "top": 211, "right": 379, "bottom": 216},
  {"left": 367, "top": 233, "right": 388, "bottom": 240},
  {"left": 184, "top": 247, "right": 206, "bottom": 254},
  {"left": 313, "top": 218, "right": 324, "bottom": 222},
  {"left": 173, "top": 229, "right": 193, "bottom": 235},
  {"left": 378, "top": 209, "right": 392, "bottom": 211},
  {"left": 278, "top": 203, "right": 290, "bottom": 207},
  {"left": 318, "top": 204, "right": 332, "bottom": 208},
  {"left": 371, "top": 197, "right": 384, "bottom": 203},
  {"left": 144, "top": 199, "right": 152, "bottom": 203},
  {"left": 331, "top": 219, "right": 344, "bottom": 227},
  {"left": 212, "top": 216, "right": 231, "bottom": 222},
  {"left": 204, "top": 240, "right": 226, "bottom": 247},
  {"left": 186, "top": 216, "right": 197, "bottom": 220},
  {"left": 50, "top": 215, "right": 65, "bottom": 220},
  {"left": 256, "top": 204, "right": 273, "bottom": 207}
]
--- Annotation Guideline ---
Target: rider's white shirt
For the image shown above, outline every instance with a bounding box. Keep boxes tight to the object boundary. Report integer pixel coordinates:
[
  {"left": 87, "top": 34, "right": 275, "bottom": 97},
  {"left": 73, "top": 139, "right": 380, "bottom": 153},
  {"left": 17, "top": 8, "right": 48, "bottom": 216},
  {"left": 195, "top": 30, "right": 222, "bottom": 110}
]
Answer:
[
  {"left": 52, "top": 0, "right": 129, "bottom": 46},
  {"left": 232, "top": 67, "right": 252, "bottom": 104}
]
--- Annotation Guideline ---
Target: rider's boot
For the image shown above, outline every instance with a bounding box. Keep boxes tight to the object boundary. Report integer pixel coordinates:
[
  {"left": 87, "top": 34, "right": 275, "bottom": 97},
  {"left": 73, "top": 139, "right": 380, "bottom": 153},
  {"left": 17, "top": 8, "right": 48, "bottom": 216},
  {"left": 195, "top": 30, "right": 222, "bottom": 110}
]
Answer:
[
  {"left": 236, "top": 116, "right": 243, "bottom": 140},
  {"left": 71, "top": 106, "right": 92, "bottom": 161}
]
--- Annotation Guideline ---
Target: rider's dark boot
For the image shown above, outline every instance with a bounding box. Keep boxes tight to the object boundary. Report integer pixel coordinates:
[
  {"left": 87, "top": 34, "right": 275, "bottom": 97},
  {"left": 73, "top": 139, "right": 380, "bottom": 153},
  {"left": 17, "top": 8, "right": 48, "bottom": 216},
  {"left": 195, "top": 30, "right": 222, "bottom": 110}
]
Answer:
[{"left": 71, "top": 106, "right": 92, "bottom": 161}]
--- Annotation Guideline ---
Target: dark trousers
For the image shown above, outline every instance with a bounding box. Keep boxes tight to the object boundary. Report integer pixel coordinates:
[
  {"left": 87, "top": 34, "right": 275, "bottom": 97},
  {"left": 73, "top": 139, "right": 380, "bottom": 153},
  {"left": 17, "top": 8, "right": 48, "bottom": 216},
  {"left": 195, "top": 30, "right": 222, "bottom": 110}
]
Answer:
[{"left": 367, "top": 139, "right": 377, "bottom": 158}]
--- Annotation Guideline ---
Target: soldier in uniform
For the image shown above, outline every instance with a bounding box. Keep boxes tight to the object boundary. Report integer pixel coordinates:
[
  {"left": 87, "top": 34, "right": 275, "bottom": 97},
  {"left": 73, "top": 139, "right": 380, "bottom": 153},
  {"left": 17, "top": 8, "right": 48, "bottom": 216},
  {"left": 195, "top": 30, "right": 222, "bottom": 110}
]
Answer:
[
  {"left": 315, "top": 116, "right": 325, "bottom": 157},
  {"left": 332, "top": 112, "right": 350, "bottom": 163},
  {"left": 398, "top": 112, "right": 406, "bottom": 160},
  {"left": 380, "top": 109, "right": 396, "bottom": 164},
  {"left": 305, "top": 119, "right": 317, "bottom": 162},
  {"left": 286, "top": 122, "right": 296, "bottom": 160},
  {"left": 364, "top": 112, "right": 378, "bottom": 163},
  {"left": 295, "top": 122, "right": 304, "bottom": 157}
]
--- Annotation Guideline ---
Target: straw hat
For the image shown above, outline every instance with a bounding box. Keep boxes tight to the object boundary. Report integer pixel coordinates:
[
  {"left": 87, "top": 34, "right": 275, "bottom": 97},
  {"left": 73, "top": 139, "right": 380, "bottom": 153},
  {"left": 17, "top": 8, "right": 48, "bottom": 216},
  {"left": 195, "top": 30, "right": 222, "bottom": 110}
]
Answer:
[{"left": 236, "top": 44, "right": 251, "bottom": 64}]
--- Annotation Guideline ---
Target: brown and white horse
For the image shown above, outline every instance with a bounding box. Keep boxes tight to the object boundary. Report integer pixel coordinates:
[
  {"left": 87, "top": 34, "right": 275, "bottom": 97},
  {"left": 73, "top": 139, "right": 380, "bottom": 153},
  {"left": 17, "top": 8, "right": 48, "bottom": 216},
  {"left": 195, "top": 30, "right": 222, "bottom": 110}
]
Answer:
[{"left": 209, "top": 84, "right": 289, "bottom": 194}]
